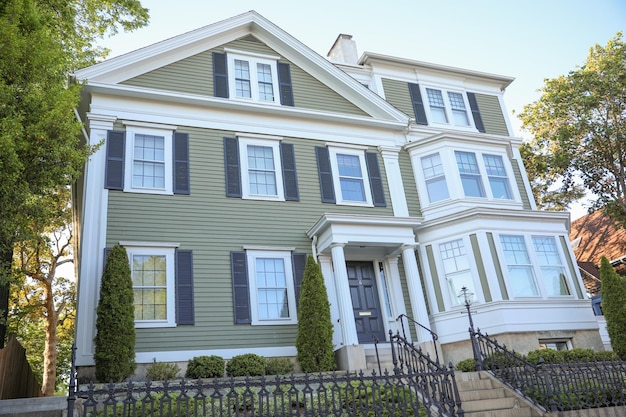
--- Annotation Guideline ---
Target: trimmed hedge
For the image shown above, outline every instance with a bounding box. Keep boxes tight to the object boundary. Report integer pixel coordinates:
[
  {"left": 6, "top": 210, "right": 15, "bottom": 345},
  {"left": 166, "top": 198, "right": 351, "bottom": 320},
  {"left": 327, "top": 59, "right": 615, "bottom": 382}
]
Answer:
[
  {"left": 265, "top": 357, "right": 295, "bottom": 375},
  {"left": 185, "top": 356, "right": 225, "bottom": 379},
  {"left": 226, "top": 353, "right": 266, "bottom": 377}
]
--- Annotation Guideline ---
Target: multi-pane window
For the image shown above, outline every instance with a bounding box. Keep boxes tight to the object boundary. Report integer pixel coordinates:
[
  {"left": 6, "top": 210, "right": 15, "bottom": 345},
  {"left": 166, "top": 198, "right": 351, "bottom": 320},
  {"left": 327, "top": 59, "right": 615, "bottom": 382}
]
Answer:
[
  {"left": 483, "top": 154, "right": 512, "bottom": 199},
  {"left": 455, "top": 151, "right": 486, "bottom": 197},
  {"left": 532, "top": 236, "right": 570, "bottom": 296},
  {"left": 439, "top": 239, "right": 475, "bottom": 304},
  {"left": 448, "top": 92, "right": 470, "bottom": 126},
  {"left": 421, "top": 153, "right": 450, "bottom": 203},
  {"left": 337, "top": 153, "right": 366, "bottom": 202},
  {"left": 500, "top": 235, "right": 539, "bottom": 297},
  {"left": 133, "top": 134, "right": 165, "bottom": 189},
  {"left": 247, "top": 145, "right": 277, "bottom": 195},
  {"left": 227, "top": 52, "right": 280, "bottom": 103},
  {"left": 426, "top": 88, "right": 448, "bottom": 123},
  {"left": 234, "top": 60, "right": 252, "bottom": 98},
  {"left": 257, "top": 63, "right": 274, "bottom": 102}
]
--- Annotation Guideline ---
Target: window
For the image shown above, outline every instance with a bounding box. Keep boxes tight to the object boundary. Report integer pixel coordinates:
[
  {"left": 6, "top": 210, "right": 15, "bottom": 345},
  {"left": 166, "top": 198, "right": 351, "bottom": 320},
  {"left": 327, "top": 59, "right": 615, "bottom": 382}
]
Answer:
[
  {"left": 532, "top": 236, "right": 570, "bottom": 296},
  {"left": 227, "top": 51, "right": 280, "bottom": 103},
  {"left": 424, "top": 87, "right": 471, "bottom": 127},
  {"left": 448, "top": 92, "right": 470, "bottom": 126},
  {"left": 483, "top": 154, "right": 512, "bottom": 199},
  {"left": 247, "top": 251, "right": 297, "bottom": 325},
  {"left": 126, "top": 126, "right": 173, "bottom": 194},
  {"left": 500, "top": 235, "right": 539, "bottom": 297},
  {"left": 440, "top": 239, "right": 476, "bottom": 304},
  {"left": 426, "top": 88, "right": 448, "bottom": 123},
  {"left": 127, "top": 246, "right": 176, "bottom": 328},
  {"left": 421, "top": 153, "right": 449, "bottom": 203},
  {"left": 239, "top": 137, "right": 284, "bottom": 200},
  {"left": 455, "top": 151, "right": 486, "bottom": 197},
  {"left": 329, "top": 147, "right": 373, "bottom": 205},
  {"left": 539, "top": 339, "right": 571, "bottom": 351}
]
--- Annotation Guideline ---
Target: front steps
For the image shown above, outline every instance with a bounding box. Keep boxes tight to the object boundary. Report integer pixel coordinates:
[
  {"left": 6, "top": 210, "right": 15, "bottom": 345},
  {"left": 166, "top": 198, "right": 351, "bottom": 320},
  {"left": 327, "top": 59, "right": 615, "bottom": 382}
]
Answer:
[{"left": 456, "top": 371, "right": 543, "bottom": 417}]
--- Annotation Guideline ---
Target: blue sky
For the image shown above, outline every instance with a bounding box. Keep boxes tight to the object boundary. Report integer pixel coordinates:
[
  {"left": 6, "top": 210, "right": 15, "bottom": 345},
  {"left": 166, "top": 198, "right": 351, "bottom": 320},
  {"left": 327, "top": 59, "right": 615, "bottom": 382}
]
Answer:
[{"left": 101, "top": 0, "right": 625, "bottom": 217}]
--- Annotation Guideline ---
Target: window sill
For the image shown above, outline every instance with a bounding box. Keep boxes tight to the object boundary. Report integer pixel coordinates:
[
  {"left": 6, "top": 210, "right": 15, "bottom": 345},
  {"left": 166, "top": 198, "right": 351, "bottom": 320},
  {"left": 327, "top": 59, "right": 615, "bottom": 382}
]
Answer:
[{"left": 135, "top": 321, "right": 177, "bottom": 329}]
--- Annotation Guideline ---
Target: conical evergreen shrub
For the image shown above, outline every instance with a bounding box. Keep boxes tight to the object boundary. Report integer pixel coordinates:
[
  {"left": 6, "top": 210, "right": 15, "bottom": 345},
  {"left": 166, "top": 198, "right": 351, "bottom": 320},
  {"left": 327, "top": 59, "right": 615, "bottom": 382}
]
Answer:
[
  {"left": 94, "top": 244, "right": 136, "bottom": 382},
  {"left": 296, "top": 255, "right": 335, "bottom": 372},
  {"left": 600, "top": 256, "right": 626, "bottom": 359}
]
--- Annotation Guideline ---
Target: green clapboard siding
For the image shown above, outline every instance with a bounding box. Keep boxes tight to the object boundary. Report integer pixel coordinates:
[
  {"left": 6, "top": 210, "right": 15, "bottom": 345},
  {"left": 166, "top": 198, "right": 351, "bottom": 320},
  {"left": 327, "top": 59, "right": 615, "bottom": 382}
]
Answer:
[
  {"left": 381, "top": 78, "right": 413, "bottom": 118},
  {"left": 475, "top": 93, "right": 509, "bottom": 136},
  {"left": 470, "top": 234, "right": 492, "bottom": 302},
  {"left": 487, "top": 232, "right": 508, "bottom": 300},
  {"left": 560, "top": 235, "right": 584, "bottom": 299},
  {"left": 425, "top": 245, "right": 443, "bottom": 313},
  {"left": 399, "top": 150, "right": 421, "bottom": 217},
  {"left": 511, "top": 159, "right": 532, "bottom": 209},
  {"left": 415, "top": 251, "right": 430, "bottom": 316},
  {"left": 397, "top": 259, "right": 417, "bottom": 341},
  {"left": 122, "top": 36, "right": 367, "bottom": 117},
  {"left": 106, "top": 126, "right": 393, "bottom": 353}
]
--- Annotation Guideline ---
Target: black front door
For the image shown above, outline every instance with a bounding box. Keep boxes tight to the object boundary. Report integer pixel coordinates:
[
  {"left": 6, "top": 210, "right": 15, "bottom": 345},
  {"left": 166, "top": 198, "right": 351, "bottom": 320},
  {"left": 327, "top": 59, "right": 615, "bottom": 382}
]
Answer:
[{"left": 347, "top": 261, "right": 386, "bottom": 343}]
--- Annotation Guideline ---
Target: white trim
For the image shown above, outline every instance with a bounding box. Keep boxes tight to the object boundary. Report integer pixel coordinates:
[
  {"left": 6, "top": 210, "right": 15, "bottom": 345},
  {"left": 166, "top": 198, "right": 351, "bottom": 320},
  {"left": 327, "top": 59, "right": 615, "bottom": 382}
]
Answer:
[
  {"left": 123, "top": 125, "right": 174, "bottom": 195},
  {"left": 226, "top": 51, "right": 281, "bottom": 104},
  {"left": 224, "top": 47, "right": 280, "bottom": 61},
  {"left": 236, "top": 132, "right": 283, "bottom": 141},
  {"left": 121, "top": 120, "right": 178, "bottom": 130},
  {"left": 328, "top": 146, "right": 373, "bottom": 207},
  {"left": 243, "top": 245, "right": 295, "bottom": 251},
  {"left": 119, "top": 241, "right": 180, "bottom": 248},
  {"left": 238, "top": 137, "right": 285, "bottom": 201},
  {"left": 135, "top": 346, "right": 297, "bottom": 363},
  {"left": 324, "top": 142, "right": 368, "bottom": 151}
]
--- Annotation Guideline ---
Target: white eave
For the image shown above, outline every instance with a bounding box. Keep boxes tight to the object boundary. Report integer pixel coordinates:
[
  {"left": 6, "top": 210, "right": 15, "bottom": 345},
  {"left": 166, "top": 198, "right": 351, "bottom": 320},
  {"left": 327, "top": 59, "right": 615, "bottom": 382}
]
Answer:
[
  {"left": 360, "top": 52, "right": 515, "bottom": 91},
  {"left": 74, "top": 11, "right": 410, "bottom": 123},
  {"left": 307, "top": 213, "right": 424, "bottom": 238},
  {"left": 421, "top": 207, "right": 571, "bottom": 231}
]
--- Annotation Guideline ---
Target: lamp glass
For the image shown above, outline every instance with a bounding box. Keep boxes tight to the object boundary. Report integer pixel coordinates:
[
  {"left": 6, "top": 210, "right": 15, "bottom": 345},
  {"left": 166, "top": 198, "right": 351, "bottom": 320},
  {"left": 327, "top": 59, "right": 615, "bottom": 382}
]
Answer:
[{"left": 458, "top": 286, "right": 474, "bottom": 305}]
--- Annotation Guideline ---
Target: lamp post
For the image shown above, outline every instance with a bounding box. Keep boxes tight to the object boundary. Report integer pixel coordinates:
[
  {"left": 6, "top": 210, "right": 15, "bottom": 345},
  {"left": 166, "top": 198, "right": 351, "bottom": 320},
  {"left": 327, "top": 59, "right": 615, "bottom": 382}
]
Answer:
[{"left": 458, "top": 286, "right": 482, "bottom": 371}]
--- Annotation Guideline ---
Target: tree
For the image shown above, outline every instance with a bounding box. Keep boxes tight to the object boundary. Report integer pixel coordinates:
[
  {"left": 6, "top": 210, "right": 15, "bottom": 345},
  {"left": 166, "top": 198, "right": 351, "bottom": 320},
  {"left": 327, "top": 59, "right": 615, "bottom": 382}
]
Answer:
[
  {"left": 0, "top": 0, "right": 148, "bottom": 347},
  {"left": 295, "top": 256, "right": 335, "bottom": 373},
  {"left": 518, "top": 32, "right": 626, "bottom": 220},
  {"left": 599, "top": 256, "right": 626, "bottom": 359},
  {"left": 94, "top": 244, "right": 136, "bottom": 382}
]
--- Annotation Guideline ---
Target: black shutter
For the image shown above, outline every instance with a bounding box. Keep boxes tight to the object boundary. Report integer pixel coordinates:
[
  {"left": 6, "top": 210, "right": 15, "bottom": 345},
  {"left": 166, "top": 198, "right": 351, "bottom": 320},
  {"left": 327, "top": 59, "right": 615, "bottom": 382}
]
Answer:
[
  {"left": 104, "top": 131, "right": 125, "bottom": 190},
  {"left": 231, "top": 252, "right": 251, "bottom": 324},
  {"left": 315, "top": 146, "right": 336, "bottom": 203},
  {"left": 277, "top": 62, "right": 294, "bottom": 106},
  {"left": 467, "top": 92, "right": 486, "bottom": 133},
  {"left": 292, "top": 253, "right": 307, "bottom": 307},
  {"left": 365, "top": 152, "right": 386, "bottom": 207},
  {"left": 280, "top": 142, "right": 299, "bottom": 201},
  {"left": 408, "top": 83, "right": 428, "bottom": 125},
  {"left": 103, "top": 248, "right": 111, "bottom": 264},
  {"left": 173, "top": 132, "right": 190, "bottom": 195},
  {"left": 175, "top": 250, "right": 194, "bottom": 325},
  {"left": 224, "top": 137, "right": 242, "bottom": 197},
  {"left": 213, "top": 52, "right": 229, "bottom": 98}
]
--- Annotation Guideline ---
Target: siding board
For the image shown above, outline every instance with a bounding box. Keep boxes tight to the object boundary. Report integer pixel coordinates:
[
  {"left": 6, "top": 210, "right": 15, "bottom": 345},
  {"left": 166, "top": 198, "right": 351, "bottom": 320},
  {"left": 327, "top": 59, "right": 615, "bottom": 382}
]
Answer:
[
  {"left": 381, "top": 78, "right": 414, "bottom": 118},
  {"left": 399, "top": 150, "right": 421, "bottom": 216},
  {"left": 511, "top": 158, "right": 532, "bottom": 210},
  {"left": 474, "top": 93, "right": 509, "bottom": 136}
]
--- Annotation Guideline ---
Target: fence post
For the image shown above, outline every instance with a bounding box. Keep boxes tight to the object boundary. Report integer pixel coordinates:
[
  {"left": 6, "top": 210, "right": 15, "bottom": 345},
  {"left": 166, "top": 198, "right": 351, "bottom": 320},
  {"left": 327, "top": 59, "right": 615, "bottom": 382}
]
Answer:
[
  {"left": 67, "top": 343, "right": 77, "bottom": 417},
  {"left": 468, "top": 327, "right": 483, "bottom": 371}
]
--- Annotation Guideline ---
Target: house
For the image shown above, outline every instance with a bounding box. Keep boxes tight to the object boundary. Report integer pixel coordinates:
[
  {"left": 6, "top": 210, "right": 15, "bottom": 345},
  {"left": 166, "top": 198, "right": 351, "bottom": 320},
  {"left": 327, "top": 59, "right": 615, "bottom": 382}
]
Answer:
[{"left": 72, "top": 11, "right": 602, "bottom": 376}]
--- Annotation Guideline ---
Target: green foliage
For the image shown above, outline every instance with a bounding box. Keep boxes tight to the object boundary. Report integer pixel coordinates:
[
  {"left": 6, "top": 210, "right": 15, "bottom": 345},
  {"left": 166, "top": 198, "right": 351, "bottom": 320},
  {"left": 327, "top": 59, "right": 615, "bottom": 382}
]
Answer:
[
  {"left": 482, "top": 350, "right": 524, "bottom": 370},
  {"left": 146, "top": 361, "right": 180, "bottom": 381},
  {"left": 519, "top": 32, "right": 626, "bottom": 219},
  {"left": 600, "top": 257, "right": 626, "bottom": 359},
  {"left": 265, "top": 357, "right": 295, "bottom": 375},
  {"left": 94, "top": 244, "right": 136, "bottom": 382},
  {"left": 185, "top": 355, "right": 225, "bottom": 379},
  {"left": 526, "top": 347, "right": 617, "bottom": 365},
  {"left": 295, "top": 256, "right": 335, "bottom": 373},
  {"left": 226, "top": 353, "right": 266, "bottom": 377},
  {"left": 455, "top": 358, "right": 477, "bottom": 372}
]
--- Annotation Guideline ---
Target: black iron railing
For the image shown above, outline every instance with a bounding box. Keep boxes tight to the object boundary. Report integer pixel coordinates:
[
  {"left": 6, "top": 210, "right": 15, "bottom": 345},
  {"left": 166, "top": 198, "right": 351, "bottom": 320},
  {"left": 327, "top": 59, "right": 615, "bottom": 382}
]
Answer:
[
  {"left": 396, "top": 314, "right": 441, "bottom": 364},
  {"left": 389, "top": 330, "right": 464, "bottom": 417},
  {"left": 470, "top": 327, "right": 626, "bottom": 411}
]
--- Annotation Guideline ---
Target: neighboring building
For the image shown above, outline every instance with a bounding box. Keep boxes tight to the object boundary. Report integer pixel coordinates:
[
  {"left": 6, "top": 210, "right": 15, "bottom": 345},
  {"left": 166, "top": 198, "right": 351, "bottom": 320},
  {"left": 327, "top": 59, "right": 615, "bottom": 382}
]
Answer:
[{"left": 72, "top": 11, "right": 601, "bottom": 375}]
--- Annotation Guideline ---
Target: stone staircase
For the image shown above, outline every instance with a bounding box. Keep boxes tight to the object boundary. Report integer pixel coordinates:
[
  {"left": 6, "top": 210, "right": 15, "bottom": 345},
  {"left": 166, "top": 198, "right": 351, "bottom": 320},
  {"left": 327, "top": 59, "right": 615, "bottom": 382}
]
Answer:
[{"left": 456, "top": 371, "right": 544, "bottom": 417}]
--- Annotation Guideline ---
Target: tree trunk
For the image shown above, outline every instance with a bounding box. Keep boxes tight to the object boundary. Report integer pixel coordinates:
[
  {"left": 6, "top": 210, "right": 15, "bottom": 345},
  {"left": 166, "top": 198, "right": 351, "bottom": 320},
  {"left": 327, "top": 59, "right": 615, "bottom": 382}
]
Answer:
[
  {"left": 0, "top": 245, "right": 13, "bottom": 349},
  {"left": 41, "top": 281, "right": 58, "bottom": 396}
]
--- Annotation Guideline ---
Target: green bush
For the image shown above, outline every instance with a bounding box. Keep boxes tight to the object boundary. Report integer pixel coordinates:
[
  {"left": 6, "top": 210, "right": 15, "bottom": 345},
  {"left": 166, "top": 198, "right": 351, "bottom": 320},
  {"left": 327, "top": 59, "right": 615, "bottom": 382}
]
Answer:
[
  {"left": 94, "top": 244, "right": 136, "bottom": 382},
  {"left": 526, "top": 347, "right": 618, "bottom": 364},
  {"left": 226, "top": 353, "right": 266, "bottom": 377},
  {"left": 526, "top": 348, "right": 562, "bottom": 364},
  {"left": 146, "top": 361, "right": 180, "bottom": 380},
  {"left": 185, "top": 355, "right": 225, "bottom": 379},
  {"left": 594, "top": 350, "right": 619, "bottom": 361},
  {"left": 600, "top": 256, "right": 626, "bottom": 359},
  {"left": 455, "top": 358, "right": 477, "bottom": 372},
  {"left": 296, "top": 256, "right": 335, "bottom": 373},
  {"left": 482, "top": 350, "right": 524, "bottom": 370},
  {"left": 265, "top": 357, "right": 295, "bottom": 375}
]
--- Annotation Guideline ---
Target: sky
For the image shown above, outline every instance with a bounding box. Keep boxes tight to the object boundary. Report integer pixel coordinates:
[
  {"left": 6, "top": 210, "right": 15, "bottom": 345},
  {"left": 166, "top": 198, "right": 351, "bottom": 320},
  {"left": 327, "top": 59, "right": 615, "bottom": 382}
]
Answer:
[{"left": 100, "top": 0, "right": 626, "bottom": 218}]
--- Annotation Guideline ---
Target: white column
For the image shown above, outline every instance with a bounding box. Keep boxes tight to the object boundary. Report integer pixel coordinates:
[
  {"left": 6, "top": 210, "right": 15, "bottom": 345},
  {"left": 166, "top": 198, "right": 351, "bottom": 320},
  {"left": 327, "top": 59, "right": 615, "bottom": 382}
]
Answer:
[
  {"left": 75, "top": 113, "right": 116, "bottom": 366},
  {"left": 401, "top": 245, "right": 432, "bottom": 343},
  {"left": 379, "top": 146, "right": 409, "bottom": 217},
  {"left": 330, "top": 243, "right": 358, "bottom": 346},
  {"left": 318, "top": 254, "right": 343, "bottom": 348},
  {"left": 385, "top": 257, "right": 409, "bottom": 338}
]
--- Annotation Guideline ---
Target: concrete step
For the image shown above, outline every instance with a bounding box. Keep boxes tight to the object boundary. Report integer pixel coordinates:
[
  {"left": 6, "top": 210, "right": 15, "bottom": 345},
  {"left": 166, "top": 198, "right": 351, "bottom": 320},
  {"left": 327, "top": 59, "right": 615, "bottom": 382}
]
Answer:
[
  {"left": 463, "top": 408, "right": 534, "bottom": 417},
  {"left": 462, "top": 396, "right": 521, "bottom": 412},
  {"left": 456, "top": 378, "right": 494, "bottom": 391},
  {"left": 459, "top": 386, "right": 507, "bottom": 401}
]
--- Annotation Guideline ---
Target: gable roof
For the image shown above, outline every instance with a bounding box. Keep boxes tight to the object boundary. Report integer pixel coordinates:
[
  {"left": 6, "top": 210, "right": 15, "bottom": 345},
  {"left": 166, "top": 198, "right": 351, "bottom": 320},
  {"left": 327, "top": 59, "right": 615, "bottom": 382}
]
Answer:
[
  {"left": 74, "top": 11, "right": 409, "bottom": 123},
  {"left": 570, "top": 209, "right": 626, "bottom": 266}
]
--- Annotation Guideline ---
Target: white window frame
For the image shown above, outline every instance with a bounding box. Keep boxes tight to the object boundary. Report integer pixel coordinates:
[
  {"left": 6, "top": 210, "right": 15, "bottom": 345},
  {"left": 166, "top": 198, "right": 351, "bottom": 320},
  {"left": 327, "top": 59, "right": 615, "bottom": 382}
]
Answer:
[
  {"left": 328, "top": 146, "right": 373, "bottom": 207},
  {"left": 421, "top": 152, "right": 450, "bottom": 204},
  {"left": 531, "top": 235, "right": 571, "bottom": 296},
  {"left": 123, "top": 124, "right": 174, "bottom": 195},
  {"left": 123, "top": 243, "right": 177, "bottom": 328},
  {"left": 439, "top": 238, "right": 477, "bottom": 305},
  {"left": 238, "top": 135, "right": 285, "bottom": 201},
  {"left": 422, "top": 86, "right": 473, "bottom": 129},
  {"left": 225, "top": 49, "right": 281, "bottom": 104},
  {"left": 246, "top": 250, "right": 297, "bottom": 326}
]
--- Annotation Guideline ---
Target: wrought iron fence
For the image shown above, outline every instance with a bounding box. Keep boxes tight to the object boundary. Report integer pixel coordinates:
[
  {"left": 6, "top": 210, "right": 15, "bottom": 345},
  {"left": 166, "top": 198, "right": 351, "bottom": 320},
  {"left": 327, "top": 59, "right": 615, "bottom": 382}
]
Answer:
[{"left": 470, "top": 327, "right": 626, "bottom": 412}]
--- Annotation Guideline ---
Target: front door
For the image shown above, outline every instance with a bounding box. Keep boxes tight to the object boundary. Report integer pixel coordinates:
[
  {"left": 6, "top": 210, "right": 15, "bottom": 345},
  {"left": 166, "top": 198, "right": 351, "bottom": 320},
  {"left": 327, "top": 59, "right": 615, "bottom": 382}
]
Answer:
[{"left": 347, "top": 261, "right": 386, "bottom": 343}]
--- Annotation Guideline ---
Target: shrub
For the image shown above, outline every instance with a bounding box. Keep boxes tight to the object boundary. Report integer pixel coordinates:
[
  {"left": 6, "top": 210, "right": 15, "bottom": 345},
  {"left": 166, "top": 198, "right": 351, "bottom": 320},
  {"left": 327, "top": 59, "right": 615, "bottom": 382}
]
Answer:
[
  {"left": 600, "top": 256, "right": 626, "bottom": 359},
  {"left": 455, "top": 358, "right": 476, "bottom": 372},
  {"left": 185, "top": 355, "right": 225, "bottom": 379},
  {"left": 265, "top": 357, "right": 295, "bottom": 375},
  {"left": 594, "top": 350, "right": 619, "bottom": 361},
  {"left": 526, "top": 347, "right": 618, "bottom": 364},
  {"left": 94, "top": 244, "right": 136, "bottom": 382},
  {"left": 296, "top": 256, "right": 335, "bottom": 373},
  {"left": 482, "top": 350, "right": 523, "bottom": 370},
  {"left": 226, "top": 353, "right": 266, "bottom": 377},
  {"left": 146, "top": 362, "right": 180, "bottom": 380},
  {"left": 526, "top": 348, "right": 562, "bottom": 364}
]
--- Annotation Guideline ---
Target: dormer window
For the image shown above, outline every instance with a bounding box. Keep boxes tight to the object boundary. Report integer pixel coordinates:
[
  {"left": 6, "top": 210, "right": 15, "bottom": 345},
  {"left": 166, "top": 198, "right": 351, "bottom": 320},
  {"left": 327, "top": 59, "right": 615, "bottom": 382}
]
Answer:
[{"left": 426, "top": 88, "right": 471, "bottom": 127}]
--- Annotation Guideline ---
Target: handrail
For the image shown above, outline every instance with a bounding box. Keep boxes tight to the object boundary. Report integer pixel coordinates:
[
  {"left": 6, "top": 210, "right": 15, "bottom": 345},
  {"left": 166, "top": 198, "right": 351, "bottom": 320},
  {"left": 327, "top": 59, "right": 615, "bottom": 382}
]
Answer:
[{"left": 396, "top": 314, "right": 440, "bottom": 363}]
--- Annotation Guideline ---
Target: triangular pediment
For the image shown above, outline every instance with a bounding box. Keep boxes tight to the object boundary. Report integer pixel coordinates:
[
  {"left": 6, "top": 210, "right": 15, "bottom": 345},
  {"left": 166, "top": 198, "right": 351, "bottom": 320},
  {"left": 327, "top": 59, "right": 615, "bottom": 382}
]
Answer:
[{"left": 74, "top": 11, "right": 408, "bottom": 122}]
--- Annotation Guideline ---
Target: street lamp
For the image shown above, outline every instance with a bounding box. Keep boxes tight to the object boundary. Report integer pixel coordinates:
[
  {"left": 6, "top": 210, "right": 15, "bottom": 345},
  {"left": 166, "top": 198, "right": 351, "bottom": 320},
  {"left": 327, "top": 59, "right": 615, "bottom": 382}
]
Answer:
[{"left": 457, "top": 286, "right": 482, "bottom": 371}]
